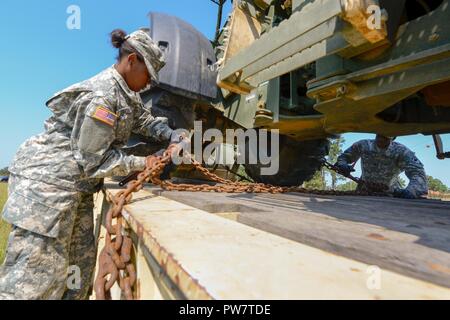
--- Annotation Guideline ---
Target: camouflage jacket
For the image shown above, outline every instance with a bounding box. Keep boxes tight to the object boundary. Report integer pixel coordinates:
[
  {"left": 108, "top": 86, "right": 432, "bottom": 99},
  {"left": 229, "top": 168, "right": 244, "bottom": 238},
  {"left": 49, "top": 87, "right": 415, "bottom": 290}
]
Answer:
[
  {"left": 337, "top": 140, "right": 429, "bottom": 197},
  {"left": 8, "top": 66, "right": 174, "bottom": 193}
]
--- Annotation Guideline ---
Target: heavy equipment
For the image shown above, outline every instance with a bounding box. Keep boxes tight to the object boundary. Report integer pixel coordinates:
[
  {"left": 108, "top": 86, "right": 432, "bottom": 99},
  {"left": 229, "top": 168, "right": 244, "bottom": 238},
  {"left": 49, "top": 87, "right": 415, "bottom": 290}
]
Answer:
[{"left": 133, "top": 0, "right": 450, "bottom": 187}]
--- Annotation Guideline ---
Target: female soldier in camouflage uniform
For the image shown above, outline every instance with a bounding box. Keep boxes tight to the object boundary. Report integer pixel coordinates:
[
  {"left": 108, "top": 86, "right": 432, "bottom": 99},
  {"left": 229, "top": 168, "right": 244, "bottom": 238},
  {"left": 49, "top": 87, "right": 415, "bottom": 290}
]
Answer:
[{"left": 0, "top": 29, "right": 179, "bottom": 299}]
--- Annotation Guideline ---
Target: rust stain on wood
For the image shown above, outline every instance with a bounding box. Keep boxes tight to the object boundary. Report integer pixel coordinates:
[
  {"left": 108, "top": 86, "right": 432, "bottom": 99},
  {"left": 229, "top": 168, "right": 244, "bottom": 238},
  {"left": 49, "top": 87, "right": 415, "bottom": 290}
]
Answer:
[
  {"left": 367, "top": 233, "right": 388, "bottom": 241},
  {"left": 428, "top": 263, "right": 450, "bottom": 275}
]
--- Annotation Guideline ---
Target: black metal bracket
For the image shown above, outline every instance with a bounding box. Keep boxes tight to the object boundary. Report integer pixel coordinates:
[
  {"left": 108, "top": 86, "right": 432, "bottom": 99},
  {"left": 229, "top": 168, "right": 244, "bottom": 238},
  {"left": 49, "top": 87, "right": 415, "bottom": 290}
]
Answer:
[{"left": 432, "top": 134, "right": 450, "bottom": 160}]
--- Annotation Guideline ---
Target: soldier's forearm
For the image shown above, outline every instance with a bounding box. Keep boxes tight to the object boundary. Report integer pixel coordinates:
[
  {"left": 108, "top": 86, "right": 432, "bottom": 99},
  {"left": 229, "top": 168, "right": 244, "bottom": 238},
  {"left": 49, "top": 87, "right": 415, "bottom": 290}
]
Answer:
[
  {"left": 337, "top": 153, "right": 355, "bottom": 165},
  {"left": 405, "top": 176, "right": 429, "bottom": 197},
  {"left": 82, "top": 149, "right": 146, "bottom": 179}
]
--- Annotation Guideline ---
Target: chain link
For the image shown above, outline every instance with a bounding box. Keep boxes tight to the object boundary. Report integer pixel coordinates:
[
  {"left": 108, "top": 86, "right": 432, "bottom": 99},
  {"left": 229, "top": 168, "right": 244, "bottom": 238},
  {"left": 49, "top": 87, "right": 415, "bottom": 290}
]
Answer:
[
  {"left": 94, "top": 149, "right": 174, "bottom": 300},
  {"left": 94, "top": 143, "right": 390, "bottom": 300},
  {"left": 162, "top": 157, "right": 389, "bottom": 196}
]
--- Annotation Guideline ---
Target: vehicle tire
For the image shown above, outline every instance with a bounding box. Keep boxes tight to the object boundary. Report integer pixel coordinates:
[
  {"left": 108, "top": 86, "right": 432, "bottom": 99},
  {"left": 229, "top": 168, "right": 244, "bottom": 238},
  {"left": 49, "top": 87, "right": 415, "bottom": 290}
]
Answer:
[{"left": 243, "top": 134, "right": 330, "bottom": 187}]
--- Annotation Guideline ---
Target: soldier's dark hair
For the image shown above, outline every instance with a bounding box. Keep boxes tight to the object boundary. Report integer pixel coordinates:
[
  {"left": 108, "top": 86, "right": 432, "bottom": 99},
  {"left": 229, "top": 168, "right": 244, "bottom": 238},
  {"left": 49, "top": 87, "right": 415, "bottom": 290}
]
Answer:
[{"left": 110, "top": 29, "right": 144, "bottom": 62}]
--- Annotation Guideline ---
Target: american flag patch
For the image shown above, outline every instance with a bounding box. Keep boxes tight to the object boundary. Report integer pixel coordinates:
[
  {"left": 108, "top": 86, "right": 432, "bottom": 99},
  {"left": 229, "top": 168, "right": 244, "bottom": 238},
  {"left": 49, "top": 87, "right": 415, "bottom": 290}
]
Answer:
[{"left": 92, "top": 106, "right": 117, "bottom": 127}]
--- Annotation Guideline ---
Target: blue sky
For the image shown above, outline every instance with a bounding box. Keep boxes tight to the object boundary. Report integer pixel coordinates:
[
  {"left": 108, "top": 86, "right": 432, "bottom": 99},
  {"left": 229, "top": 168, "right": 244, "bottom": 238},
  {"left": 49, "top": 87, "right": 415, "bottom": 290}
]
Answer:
[{"left": 0, "top": 1, "right": 448, "bottom": 186}]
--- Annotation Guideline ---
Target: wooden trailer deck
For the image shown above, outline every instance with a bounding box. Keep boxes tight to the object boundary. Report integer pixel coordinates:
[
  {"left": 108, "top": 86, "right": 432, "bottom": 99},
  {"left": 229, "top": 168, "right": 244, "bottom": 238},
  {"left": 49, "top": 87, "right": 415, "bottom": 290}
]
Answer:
[{"left": 92, "top": 182, "right": 450, "bottom": 300}]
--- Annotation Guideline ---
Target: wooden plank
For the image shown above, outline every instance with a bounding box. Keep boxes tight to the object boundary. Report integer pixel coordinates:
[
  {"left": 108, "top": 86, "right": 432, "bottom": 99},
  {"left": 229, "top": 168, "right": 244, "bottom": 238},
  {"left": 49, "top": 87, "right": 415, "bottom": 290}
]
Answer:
[
  {"left": 222, "top": 5, "right": 262, "bottom": 64},
  {"left": 155, "top": 190, "right": 450, "bottom": 288},
  {"left": 219, "top": 0, "right": 343, "bottom": 80},
  {"left": 105, "top": 185, "right": 450, "bottom": 299}
]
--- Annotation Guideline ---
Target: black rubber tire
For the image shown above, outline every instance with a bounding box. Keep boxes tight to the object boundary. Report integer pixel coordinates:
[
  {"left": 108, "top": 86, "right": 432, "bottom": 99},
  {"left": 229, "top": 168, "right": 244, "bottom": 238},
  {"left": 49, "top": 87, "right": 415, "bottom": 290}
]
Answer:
[{"left": 244, "top": 135, "right": 330, "bottom": 187}]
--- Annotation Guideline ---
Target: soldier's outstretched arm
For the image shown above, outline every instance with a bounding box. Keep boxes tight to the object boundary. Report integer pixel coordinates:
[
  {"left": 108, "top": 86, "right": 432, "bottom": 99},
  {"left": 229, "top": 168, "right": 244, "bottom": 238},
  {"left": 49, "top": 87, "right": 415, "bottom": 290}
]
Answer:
[
  {"left": 131, "top": 104, "right": 176, "bottom": 143},
  {"left": 71, "top": 96, "right": 147, "bottom": 179},
  {"left": 398, "top": 149, "right": 429, "bottom": 198},
  {"left": 336, "top": 141, "right": 365, "bottom": 166}
]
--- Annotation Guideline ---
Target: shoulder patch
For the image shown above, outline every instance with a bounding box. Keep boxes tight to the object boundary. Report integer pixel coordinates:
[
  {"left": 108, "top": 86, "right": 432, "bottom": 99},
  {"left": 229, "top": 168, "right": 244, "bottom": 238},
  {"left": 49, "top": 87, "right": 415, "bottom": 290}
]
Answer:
[{"left": 91, "top": 106, "right": 117, "bottom": 127}]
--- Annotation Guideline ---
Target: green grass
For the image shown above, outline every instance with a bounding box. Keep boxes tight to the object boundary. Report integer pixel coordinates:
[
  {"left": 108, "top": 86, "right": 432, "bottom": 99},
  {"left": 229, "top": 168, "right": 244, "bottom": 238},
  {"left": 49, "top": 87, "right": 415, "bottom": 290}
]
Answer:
[{"left": 0, "top": 183, "right": 11, "bottom": 265}]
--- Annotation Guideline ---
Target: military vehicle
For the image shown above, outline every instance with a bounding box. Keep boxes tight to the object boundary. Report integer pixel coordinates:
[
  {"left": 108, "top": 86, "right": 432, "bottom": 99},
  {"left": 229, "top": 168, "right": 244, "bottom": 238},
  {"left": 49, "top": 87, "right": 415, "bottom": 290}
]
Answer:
[
  {"left": 92, "top": 2, "right": 450, "bottom": 300},
  {"left": 134, "top": 0, "right": 450, "bottom": 187}
]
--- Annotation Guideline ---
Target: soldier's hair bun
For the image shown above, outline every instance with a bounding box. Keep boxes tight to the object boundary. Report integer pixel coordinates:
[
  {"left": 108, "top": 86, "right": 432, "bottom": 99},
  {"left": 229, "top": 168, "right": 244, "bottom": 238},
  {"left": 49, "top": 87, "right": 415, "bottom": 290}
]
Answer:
[{"left": 110, "top": 29, "right": 127, "bottom": 48}]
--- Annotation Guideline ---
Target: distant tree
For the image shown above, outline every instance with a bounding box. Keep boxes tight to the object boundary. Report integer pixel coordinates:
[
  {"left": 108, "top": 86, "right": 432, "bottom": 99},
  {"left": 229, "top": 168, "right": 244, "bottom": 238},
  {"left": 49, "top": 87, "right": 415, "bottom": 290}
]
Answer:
[
  {"left": 236, "top": 165, "right": 254, "bottom": 183},
  {"left": 427, "top": 176, "right": 448, "bottom": 193},
  {"left": 303, "top": 136, "right": 347, "bottom": 190},
  {"left": 303, "top": 169, "right": 327, "bottom": 190},
  {"left": 0, "top": 167, "right": 9, "bottom": 176},
  {"left": 398, "top": 176, "right": 407, "bottom": 189},
  {"left": 326, "top": 136, "right": 346, "bottom": 189},
  {"left": 336, "top": 181, "right": 358, "bottom": 191}
]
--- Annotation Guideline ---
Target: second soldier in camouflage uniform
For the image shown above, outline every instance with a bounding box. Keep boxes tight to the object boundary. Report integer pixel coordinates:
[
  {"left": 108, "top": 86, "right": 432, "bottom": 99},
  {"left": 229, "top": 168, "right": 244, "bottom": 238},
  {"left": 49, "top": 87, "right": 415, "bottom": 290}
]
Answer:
[
  {"left": 0, "top": 29, "right": 180, "bottom": 299},
  {"left": 336, "top": 135, "right": 428, "bottom": 199}
]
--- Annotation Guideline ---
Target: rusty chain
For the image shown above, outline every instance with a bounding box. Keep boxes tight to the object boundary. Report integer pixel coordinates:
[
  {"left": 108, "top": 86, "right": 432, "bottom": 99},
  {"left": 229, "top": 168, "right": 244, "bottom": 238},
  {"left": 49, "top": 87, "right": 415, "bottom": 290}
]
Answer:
[
  {"left": 162, "top": 157, "right": 389, "bottom": 196},
  {"left": 94, "top": 146, "right": 175, "bottom": 300},
  {"left": 94, "top": 142, "right": 390, "bottom": 300}
]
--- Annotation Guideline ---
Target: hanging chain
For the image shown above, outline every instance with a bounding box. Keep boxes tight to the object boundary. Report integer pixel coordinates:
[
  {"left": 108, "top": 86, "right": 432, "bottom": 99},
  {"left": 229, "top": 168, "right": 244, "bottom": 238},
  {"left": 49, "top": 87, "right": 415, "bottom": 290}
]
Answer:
[
  {"left": 94, "top": 146, "right": 176, "bottom": 300},
  {"left": 162, "top": 157, "right": 389, "bottom": 196}
]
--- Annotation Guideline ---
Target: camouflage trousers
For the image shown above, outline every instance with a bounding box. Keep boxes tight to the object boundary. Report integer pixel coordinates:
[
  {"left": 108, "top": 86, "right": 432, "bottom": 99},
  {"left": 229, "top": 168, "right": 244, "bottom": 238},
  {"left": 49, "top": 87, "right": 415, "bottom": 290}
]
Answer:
[{"left": 0, "top": 190, "right": 96, "bottom": 300}]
